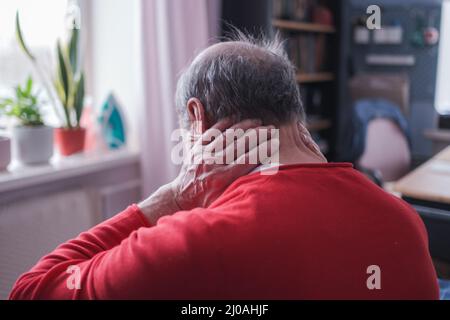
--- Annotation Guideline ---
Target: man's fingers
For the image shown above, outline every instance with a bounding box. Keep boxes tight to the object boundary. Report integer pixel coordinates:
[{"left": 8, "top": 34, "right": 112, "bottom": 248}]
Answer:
[
  {"left": 192, "top": 118, "right": 279, "bottom": 166},
  {"left": 197, "top": 118, "right": 234, "bottom": 146},
  {"left": 211, "top": 117, "right": 234, "bottom": 132},
  {"left": 297, "top": 121, "right": 325, "bottom": 159},
  {"left": 211, "top": 126, "right": 275, "bottom": 164},
  {"left": 229, "top": 119, "right": 262, "bottom": 131},
  {"left": 229, "top": 126, "right": 274, "bottom": 161},
  {"left": 202, "top": 118, "right": 263, "bottom": 151},
  {"left": 230, "top": 138, "right": 279, "bottom": 167},
  {"left": 223, "top": 138, "right": 280, "bottom": 177}
]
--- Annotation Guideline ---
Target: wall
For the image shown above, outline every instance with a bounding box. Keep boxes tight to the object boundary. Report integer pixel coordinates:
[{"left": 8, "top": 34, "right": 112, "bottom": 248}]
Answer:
[
  {"left": 0, "top": 155, "right": 141, "bottom": 299},
  {"left": 85, "top": 0, "right": 144, "bottom": 152}
]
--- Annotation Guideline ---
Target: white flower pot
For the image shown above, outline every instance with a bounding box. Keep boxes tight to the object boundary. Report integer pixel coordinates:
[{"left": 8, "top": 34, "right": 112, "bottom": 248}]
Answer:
[
  {"left": 12, "top": 126, "right": 54, "bottom": 165},
  {"left": 0, "top": 136, "right": 11, "bottom": 171}
]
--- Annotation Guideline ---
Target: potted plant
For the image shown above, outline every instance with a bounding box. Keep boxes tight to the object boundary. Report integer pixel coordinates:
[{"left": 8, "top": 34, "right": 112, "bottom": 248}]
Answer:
[
  {"left": 0, "top": 135, "right": 11, "bottom": 171},
  {"left": 0, "top": 77, "right": 53, "bottom": 165},
  {"left": 16, "top": 12, "right": 86, "bottom": 156}
]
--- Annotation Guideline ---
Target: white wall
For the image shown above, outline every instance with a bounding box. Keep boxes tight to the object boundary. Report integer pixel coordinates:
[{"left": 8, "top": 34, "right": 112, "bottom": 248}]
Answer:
[{"left": 86, "top": 0, "right": 144, "bottom": 151}]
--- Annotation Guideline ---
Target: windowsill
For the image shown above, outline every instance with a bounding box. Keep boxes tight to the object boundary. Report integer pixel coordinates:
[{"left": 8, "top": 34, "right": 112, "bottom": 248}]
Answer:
[{"left": 0, "top": 148, "right": 140, "bottom": 194}]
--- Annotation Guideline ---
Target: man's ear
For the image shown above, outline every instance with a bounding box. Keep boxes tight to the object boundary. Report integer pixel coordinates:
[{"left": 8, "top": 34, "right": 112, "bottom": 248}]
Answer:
[{"left": 187, "top": 98, "right": 208, "bottom": 135}]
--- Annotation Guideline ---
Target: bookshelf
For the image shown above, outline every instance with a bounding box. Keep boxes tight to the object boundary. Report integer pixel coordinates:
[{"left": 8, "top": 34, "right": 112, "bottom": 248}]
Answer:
[
  {"left": 272, "top": 0, "right": 340, "bottom": 158},
  {"left": 296, "top": 72, "right": 334, "bottom": 83},
  {"left": 273, "top": 19, "right": 336, "bottom": 33},
  {"left": 306, "top": 118, "right": 332, "bottom": 131}
]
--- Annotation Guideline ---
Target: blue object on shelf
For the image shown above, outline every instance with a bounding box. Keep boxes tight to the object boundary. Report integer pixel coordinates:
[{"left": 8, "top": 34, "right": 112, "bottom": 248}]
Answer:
[
  {"left": 439, "top": 279, "right": 450, "bottom": 300},
  {"left": 98, "top": 93, "right": 126, "bottom": 149}
]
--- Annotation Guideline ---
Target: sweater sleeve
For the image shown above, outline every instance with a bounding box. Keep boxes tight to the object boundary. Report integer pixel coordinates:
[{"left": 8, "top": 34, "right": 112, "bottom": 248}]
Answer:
[{"left": 9, "top": 205, "right": 221, "bottom": 300}]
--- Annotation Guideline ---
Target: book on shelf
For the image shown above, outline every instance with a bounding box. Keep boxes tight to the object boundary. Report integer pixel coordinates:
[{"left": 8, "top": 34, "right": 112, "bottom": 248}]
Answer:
[
  {"left": 273, "top": 0, "right": 319, "bottom": 22},
  {"left": 284, "top": 33, "right": 329, "bottom": 74},
  {"left": 301, "top": 87, "right": 325, "bottom": 115}
]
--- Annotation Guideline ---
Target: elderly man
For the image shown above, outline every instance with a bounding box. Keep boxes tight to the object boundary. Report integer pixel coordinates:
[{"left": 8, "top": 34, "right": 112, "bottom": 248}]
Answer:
[{"left": 10, "top": 34, "right": 438, "bottom": 300}]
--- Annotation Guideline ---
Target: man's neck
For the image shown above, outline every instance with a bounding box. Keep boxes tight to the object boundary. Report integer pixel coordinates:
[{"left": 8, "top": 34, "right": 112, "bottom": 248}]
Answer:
[{"left": 276, "top": 122, "right": 327, "bottom": 165}]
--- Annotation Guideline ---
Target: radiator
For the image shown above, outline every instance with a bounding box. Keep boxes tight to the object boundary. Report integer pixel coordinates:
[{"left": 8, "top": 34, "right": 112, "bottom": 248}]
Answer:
[{"left": 0, "top": 189, "right": 96, "bottom": 300}]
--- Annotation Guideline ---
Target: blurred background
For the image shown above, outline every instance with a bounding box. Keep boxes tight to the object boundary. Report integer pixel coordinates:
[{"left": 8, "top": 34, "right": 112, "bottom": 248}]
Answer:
[{"left": 1, "top": 0, "right": 450, "bottom": 299}]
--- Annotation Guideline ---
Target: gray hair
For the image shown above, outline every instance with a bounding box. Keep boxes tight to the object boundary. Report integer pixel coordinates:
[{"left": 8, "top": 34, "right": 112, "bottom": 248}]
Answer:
[{"left": 175, "top": 30, "right": 305, "bottom": 128}]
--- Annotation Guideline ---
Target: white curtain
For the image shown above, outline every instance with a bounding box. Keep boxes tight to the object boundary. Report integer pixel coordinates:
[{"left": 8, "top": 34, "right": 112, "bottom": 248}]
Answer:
[{"left": 139, "top": 0, "right": 221, "bottom": 195}]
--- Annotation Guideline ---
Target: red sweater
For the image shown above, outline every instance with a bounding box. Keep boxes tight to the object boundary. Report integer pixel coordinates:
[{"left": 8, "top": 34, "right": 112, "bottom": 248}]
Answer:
[{"left": 9, "top": 163, "right": 439, "bottom": 299}]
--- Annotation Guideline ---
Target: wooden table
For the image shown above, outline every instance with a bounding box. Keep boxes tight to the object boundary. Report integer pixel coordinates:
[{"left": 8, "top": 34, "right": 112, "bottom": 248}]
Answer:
[
  {"left": 395, "top": 146, "right": 450, "bottom": 205},
  {"left": 424, "top": 129, "right": 450, "bottom": 157},
  {"left": 394, "top": 146, "right": 450, "bottom": 263}
]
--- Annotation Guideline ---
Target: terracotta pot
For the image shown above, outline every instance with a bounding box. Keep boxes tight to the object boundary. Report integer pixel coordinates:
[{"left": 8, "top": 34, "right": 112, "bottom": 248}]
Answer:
[{"left": 54, "top": 127, "right": 86, "bottom": 156}]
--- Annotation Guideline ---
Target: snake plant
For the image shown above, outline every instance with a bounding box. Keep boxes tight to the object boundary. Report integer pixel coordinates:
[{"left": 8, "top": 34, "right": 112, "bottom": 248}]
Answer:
[{"left": 16, "top": 11, "right": 85, "bottom": 129}]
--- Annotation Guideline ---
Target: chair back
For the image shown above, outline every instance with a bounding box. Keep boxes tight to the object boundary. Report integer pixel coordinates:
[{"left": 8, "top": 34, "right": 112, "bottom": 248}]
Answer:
[{"left": 357, "top": 118, "right": 411, "bottom": 182}]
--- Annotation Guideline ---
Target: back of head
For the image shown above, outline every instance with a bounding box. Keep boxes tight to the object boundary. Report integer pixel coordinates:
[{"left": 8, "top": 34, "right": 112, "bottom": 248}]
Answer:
[{"left": 175, "top": 30, "right": 305, "bottom": 127}]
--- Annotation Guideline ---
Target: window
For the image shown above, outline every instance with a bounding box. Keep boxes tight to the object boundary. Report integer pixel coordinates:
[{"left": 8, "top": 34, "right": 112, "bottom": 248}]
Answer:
[
  {"left": 1, "top": 0, "right": 141, "bottom": 150},
  {"left": 0, "top": 0, "right": 71, "bottom": 126},
  {"left": 436, "top": 0, "right": 450, "bottom": 115}
]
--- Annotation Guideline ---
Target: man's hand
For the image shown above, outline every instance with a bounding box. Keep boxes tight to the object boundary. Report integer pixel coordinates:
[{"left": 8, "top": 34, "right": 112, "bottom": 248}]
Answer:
[
  {"left": 139, "top": 118, "right": 277, "bottom": 224},
  {"left": 171, "top": 118, "right": 277, "bottom": 210},
  {"left": 297, "top": 121, "right": 327, "bottom": 162}
]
